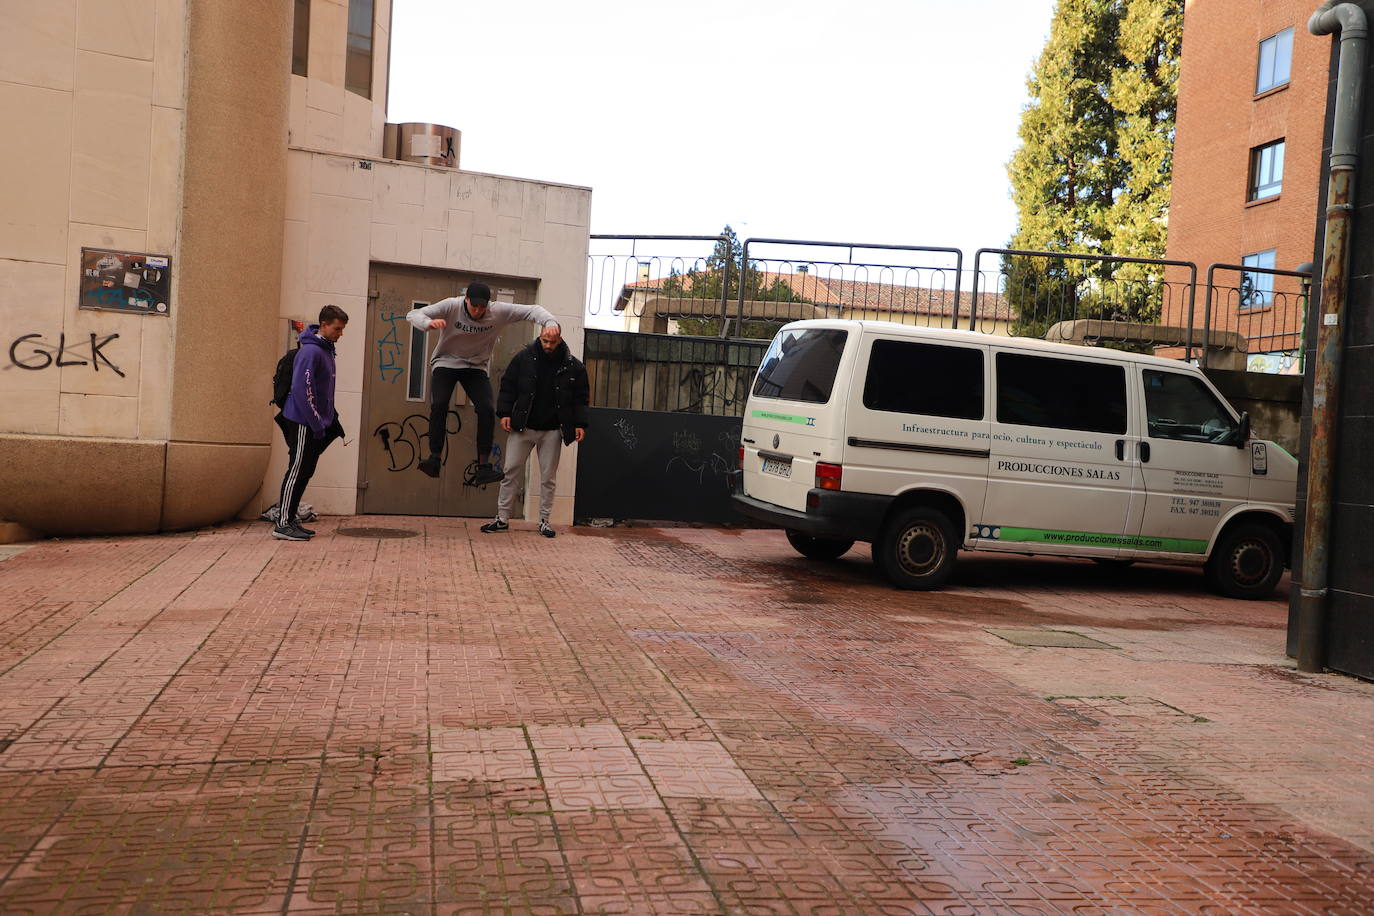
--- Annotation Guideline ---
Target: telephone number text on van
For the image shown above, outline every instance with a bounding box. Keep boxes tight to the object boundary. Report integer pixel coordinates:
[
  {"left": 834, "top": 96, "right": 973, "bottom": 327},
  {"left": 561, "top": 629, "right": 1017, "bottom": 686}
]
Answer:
[{"left": 996, "top": 460, "right": 1121, "bottom": 481}]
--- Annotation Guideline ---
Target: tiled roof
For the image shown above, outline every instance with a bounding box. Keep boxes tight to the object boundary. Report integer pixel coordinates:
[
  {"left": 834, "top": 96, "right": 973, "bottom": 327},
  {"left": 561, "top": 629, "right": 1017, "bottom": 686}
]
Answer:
[{"left": 617, "top": 271, "right": 1012, "bottom": 320}]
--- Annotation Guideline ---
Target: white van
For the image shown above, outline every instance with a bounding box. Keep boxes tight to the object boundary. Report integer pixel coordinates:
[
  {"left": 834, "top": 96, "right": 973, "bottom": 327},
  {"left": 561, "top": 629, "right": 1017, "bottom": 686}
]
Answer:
[{"left": 731, "top": 319, "right": 1297, "bottom": 599}]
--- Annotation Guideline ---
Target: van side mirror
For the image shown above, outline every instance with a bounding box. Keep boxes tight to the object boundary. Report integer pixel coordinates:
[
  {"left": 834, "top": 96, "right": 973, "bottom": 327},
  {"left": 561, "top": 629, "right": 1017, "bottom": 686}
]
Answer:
[{"left": 1233, "top": 411, "right": 1251, "bottom": 448}]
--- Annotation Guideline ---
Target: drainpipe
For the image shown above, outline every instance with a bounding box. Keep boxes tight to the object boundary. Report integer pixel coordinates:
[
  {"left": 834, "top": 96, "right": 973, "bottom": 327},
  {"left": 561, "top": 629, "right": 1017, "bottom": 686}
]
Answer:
[{"left": 1297, "top": 2, "right": 1367, "bottom": 672}]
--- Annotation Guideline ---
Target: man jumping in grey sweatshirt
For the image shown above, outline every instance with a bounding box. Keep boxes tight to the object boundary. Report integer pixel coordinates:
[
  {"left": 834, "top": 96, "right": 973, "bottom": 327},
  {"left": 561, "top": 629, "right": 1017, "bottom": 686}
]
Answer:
[{"left": 406, "top": 281, "right": 555, "bottom": 484}]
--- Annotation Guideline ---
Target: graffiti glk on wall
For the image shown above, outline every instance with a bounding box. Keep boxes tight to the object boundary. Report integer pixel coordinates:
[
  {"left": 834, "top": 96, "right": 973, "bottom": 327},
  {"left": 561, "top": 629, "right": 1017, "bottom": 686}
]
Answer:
[{"left": 7, "top": 333, "right": 125, "bottom": 377}]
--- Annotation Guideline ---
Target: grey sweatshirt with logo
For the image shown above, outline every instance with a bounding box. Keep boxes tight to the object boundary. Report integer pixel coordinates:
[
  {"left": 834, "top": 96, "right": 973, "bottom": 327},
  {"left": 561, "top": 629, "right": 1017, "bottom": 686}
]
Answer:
[{"left": 405, "top": 297, "right": 556, "bottom": 373}]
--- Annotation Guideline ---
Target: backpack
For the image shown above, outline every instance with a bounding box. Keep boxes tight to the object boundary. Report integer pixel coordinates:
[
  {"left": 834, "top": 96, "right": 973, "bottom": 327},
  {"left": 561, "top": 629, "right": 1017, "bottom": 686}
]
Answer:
[{"left": 270, "top": 347, "right": 298, "bottom": 408}]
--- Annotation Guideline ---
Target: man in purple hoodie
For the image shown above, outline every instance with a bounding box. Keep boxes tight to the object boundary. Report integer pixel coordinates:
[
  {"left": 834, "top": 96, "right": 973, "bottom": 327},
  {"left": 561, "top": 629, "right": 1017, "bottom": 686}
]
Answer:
[{"left": 272, "top": 304, "right": 348, "bottom": 541}]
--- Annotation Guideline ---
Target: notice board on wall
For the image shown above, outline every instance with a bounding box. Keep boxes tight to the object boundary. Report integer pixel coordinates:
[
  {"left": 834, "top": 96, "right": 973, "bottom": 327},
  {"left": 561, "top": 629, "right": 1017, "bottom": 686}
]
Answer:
[{"left": 79, "top": 248, "right": 172, "bottom": 316}]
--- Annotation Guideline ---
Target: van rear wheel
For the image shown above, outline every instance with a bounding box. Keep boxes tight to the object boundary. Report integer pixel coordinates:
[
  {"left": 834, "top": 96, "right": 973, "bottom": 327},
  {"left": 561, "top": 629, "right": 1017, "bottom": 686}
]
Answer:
[
  {"left": 1206, "top": 523, "right": 1283, "bottom": 600},
  {"left": 785, "top": 530, "right": 855, "bottom": 561},
  {"left": 875, "top": 507, "right": 957, "bottom": 590}
]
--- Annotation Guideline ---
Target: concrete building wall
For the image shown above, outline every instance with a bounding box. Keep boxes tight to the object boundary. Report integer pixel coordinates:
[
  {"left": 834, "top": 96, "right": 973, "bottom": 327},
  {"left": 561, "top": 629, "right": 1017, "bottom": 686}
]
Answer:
[
  {"left": 255, "top": 0, "right": 591, "bottom": 527},
  {"left": 262, "top": 150, "right": 591, "bottom": 523},
  {"left": 1165, "top": 0, "right": 1328, "bottom": 354},
  {"left": 0, "top": 0, "right": 292, "bottom": 535},
  {"left": 290, "top": 0, "right": 391, "bottom": 159},
  {"left": 1, "top": 0, "right": 186, "bottom": 444}
]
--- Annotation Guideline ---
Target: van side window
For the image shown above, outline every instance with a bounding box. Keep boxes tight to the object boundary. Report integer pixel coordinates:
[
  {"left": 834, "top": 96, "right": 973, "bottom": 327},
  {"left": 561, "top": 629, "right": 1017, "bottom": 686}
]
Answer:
[
  {"left": 996, "top": 352, "right": 1127, "bottom": 434},
  {"left": 1143, "top": 369, "right": 1239, "bottom": 443},
  {"left": 863, "top": 340, "right": 983, "bottom": 420},
  {"left": 752, "top": 329, "right": 848, "bottom": 404}
]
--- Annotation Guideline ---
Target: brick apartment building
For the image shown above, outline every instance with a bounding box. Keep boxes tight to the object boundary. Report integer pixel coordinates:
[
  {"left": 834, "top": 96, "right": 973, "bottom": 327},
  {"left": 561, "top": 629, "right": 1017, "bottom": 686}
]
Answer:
[{"left": 1165, "top": 0, "right": 1329, "bottom": 373}]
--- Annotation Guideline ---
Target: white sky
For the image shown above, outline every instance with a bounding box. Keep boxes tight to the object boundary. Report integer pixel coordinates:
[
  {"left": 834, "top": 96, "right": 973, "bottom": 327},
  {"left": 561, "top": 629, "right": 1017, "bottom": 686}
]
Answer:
[{"left": 388, "top": 0, "right": 1058, "bottom": 315}]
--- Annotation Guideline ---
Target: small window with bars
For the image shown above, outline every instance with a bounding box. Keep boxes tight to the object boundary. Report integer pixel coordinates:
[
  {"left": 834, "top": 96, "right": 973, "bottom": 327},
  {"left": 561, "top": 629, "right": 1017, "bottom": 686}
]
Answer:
[{"left": 407, "top": 302, "right": 428, "bottom": 401}]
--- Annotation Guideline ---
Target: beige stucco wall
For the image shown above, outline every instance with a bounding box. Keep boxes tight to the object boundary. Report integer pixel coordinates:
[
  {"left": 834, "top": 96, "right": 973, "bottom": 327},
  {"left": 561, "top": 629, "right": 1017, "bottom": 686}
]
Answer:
[
  {"left": 165, "top": 0, "right": 292, "bottom": 531},
  {"left": 0, "top": 0, "right": 292, "bottom": 536},
  {"left": 260, "top": 149, "right": 592, "bottom": 525}
]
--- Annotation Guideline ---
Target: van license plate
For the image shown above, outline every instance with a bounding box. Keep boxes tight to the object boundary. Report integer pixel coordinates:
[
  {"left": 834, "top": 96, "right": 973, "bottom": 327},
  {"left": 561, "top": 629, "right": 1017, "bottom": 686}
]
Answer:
[{"left": 761, "top": 457, "right": 792, "bottom": 478}]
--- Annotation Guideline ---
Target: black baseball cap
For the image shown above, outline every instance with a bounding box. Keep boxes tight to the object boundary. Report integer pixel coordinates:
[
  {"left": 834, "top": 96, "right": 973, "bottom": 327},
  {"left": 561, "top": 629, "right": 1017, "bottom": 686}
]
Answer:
[{"left": 465, "top": 282, "right": 492, "bottom": 304}]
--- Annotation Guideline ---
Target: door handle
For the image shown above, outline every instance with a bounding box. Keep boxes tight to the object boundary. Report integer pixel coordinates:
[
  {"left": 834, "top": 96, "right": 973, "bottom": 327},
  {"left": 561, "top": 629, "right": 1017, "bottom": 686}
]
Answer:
[
  {"left": 1140, "top": 441, "right": 1151, "bottom": 463},
  {"left": 1115, "top": 439, "right": 1124, "bottom": 461}
]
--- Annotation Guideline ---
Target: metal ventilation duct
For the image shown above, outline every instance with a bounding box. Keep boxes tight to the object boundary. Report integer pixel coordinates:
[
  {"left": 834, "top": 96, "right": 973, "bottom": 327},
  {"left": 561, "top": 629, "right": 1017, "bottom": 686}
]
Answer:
[{"left": 382, "top": 122, "right": 460, "bottom": 168}]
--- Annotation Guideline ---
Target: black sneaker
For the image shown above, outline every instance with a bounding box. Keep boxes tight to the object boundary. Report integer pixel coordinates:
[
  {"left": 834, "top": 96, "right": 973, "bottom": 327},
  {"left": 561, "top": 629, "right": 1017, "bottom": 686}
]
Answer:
[
  {"left": 472, "top": 463, "right": 504, "bottom": 485},
  {"left": 417, "top": 455, "right": 441, "bottom": 478},
  {"left": 538, "top": 521, "right": 556, "bottom": 539},
  {"left": 292, "top": 521, "right": 316, "bottom": 537},
  {"left": 479, "top": 518, "right": 508, "bottom": 533},
  {"left": 272, "top": 524, "right": 312, "bottom": 541}
]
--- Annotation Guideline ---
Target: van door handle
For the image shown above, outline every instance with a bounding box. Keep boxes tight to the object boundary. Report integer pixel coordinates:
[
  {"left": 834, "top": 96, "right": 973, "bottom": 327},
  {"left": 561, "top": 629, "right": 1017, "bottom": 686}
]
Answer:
[
  {"left": 1140, "top": 441, "right": 1151, "bottom": 463},
  {"left": 1115, "top": 439, "right": 1124, "bottom": 461}
]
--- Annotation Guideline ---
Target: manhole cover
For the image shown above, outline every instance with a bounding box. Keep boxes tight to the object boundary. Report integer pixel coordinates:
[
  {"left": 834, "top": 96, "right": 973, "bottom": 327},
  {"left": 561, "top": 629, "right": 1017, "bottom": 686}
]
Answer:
[
  {"left": 986, "top": 627, "right": 1116, "bottom": 649},
  {"left": 336, "top": 527, "right": 419, "bottom": 539}
]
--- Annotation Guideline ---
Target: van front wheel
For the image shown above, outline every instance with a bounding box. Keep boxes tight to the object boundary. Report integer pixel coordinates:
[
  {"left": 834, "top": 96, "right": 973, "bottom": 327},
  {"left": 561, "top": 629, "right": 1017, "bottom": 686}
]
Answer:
[
  {"left": 785, "top": 530, "right": 855, "bottom": 561},
  {"left": 1206, "top": 523, "right": 1283, "bottom": 600},
  {"left": 875, "top": 507, "right": 957, "bottom": 590}
]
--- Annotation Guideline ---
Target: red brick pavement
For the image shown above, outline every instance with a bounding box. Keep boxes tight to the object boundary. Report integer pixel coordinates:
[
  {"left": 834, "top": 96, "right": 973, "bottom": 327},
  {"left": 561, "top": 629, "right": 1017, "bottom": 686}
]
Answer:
[{"left": 0, "top": 518, "right": 1370, "bottom": 914}]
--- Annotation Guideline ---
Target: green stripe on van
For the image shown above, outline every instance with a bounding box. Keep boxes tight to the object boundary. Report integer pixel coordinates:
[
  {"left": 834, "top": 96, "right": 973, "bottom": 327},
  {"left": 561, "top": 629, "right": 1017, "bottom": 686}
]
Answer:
[
  {"left": 751, "top": 409, "right": 813, "bottom": 425},
  {"left": 992, "top": 527, "right": 1208, "bottom": 554}
]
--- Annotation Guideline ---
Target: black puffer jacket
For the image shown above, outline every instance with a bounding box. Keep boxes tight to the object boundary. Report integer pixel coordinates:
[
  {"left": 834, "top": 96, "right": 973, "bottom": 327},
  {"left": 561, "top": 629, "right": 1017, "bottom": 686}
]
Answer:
[{"left": 496, "top": 338, "right": 590, "bottom": 445}]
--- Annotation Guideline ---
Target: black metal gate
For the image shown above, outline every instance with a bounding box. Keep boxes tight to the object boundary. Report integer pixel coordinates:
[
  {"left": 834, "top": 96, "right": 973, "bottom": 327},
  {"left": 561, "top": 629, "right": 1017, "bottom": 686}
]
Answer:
[
  {"left": 574, "top": 330, "right": 766, "bottom": 524},
  {"left": 575, "top": 408, "right": 743, "bottom": 524}
]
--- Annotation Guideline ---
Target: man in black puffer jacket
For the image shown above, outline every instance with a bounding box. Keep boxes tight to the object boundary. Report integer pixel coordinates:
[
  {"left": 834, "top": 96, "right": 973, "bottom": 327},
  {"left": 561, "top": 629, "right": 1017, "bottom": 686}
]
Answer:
[{"left": 481, "top": 323, "right": 590, "bottom": 538}]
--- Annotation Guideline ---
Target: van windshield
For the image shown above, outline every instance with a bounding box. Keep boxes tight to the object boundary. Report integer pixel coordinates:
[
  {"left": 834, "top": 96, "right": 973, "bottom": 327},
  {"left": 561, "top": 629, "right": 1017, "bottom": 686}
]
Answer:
[{"left": 752, "top": 328, "right": 848, "bottom": 404}]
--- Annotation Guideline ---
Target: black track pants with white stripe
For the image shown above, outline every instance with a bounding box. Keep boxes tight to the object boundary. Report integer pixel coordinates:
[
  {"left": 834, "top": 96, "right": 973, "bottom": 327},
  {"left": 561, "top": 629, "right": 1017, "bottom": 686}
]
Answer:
[{"left": 277, "top": 417, "right": 331, "bottom": 526}]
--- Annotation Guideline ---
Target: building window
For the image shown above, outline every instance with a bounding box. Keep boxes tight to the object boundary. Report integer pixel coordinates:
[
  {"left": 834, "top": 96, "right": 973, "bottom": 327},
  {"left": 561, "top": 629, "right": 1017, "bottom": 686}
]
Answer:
[
  {"left": 1142, "top": 370, "right": 1239, "bottom": 444},
  {"left": 863, "top": 340, "right": 984, "bottom": 420},
  {"left": 407, "top": 308, "right": 428, "bottom": 402},
  {"left": 995, "top": 353, "right": 1127, "bottom": 435},
  {"left": 752, "top": 328, "right": 848, "bottom": 404},
  {"left": 1241, "top": 250, "right": 1277, "bottom": 309},
  {"left": 1256, "top": 28, "right": 1294, "bottom": 94},
  {"left": 292, "top": 0, "right": 310, "bottom": 76},
  {"left": 1249, "top": 140, "right": 1284, "bottom": 200},
  {"left": 345, "top": 0, "right": 374, "bottom": 98}
]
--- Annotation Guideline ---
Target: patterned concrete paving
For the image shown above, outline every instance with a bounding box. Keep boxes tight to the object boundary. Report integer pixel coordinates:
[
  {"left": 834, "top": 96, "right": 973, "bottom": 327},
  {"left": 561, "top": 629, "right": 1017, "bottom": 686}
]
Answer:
[{"left": 0, "top": 517, "right": 1370, "bottom": 914}]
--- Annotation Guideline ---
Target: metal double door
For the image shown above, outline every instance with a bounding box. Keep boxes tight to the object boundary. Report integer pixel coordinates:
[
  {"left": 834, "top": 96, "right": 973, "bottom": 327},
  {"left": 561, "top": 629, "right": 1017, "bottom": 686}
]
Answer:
[{"left": 360, "top": 265, "right": 537, "bottom": 516}]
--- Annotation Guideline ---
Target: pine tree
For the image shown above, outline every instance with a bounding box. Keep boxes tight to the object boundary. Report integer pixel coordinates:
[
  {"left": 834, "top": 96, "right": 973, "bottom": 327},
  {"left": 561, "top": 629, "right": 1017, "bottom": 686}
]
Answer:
[
  {"left": 1005, "top": 0, "right": 1183, "bottom": 335},
  {"left": 666, "top": 226, "right": 803, "bottom": 339},
  {"left": 1107, "top": 0, "right": 1182, "bottom": 260}
]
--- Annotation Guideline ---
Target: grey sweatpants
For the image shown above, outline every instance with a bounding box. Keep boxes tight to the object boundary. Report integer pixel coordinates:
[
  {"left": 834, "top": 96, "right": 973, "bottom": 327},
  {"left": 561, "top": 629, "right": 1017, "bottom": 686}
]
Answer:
[{"left": 497, "top": 428, "right": 563, "bottom": 522}]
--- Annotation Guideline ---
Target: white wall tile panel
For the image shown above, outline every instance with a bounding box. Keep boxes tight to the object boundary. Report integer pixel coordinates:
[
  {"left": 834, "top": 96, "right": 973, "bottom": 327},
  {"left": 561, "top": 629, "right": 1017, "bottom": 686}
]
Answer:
[
  {"left": 1, "top": 0, "right": 77, "bottom": 92},
  {"left": 76, "top": 0, "right": 155, "bottom": 61}
]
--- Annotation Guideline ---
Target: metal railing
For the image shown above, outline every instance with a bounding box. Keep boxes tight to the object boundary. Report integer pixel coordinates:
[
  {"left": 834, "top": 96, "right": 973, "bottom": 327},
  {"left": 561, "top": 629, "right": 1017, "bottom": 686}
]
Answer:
[
  {"left": 583, "top": 328, "right": 766, "bottom": 417},
  {"left": 587, "top": 236, "right": 1313, "bottom": 378},
  {"left": 970, "top": 248, "right": 1202, "bottom": 351},
  {"left": 587, "top": 235, "right": 731, "bottom": 333},
  {"left": 1198, "top": 263, "right": 1312, "bottom": 373},
  {"left": 728, "top": 239, "right": 965, "bottom": 339}
]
